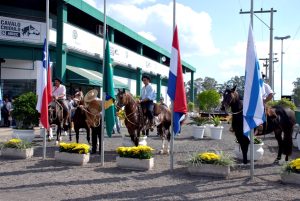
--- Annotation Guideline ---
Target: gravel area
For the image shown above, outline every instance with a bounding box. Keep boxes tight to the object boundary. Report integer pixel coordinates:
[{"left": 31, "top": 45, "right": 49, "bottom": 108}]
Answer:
[{"left": 0, "top": 123, "right": 300, "bottom": 201}]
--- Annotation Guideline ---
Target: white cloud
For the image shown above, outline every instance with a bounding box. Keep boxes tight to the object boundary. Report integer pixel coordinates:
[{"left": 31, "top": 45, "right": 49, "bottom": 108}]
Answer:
[
  {"left": 105, "top": 2, "right": 219, "bottom": 57},
  {"left": 83, "top": 0, "right": 97, "bottom": 8},
  {"left": 138, "top": 31, "right": 157, "bottom": 41}
]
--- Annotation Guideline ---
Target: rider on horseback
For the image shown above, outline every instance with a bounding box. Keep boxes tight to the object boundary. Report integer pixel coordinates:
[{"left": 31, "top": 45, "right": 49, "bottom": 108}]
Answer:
[
  {"left": 139, "top": 74, "right": 156, "bottom": 130},
  {"left": 52, "top": 78, "right": 69, "bottom": 126}
]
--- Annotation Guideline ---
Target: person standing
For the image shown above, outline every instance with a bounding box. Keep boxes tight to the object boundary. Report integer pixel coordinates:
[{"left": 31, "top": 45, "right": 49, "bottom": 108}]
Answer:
[{"left": 139, "top": 74, "right": 156, "bottom": 129}]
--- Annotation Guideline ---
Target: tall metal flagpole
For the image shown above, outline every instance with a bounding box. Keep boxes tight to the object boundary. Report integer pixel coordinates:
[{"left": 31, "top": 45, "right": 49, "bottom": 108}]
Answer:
[
  {"left": 170, "top": 0, "right": 176, "bottom": 171},
  {"left": 250, "top": 0, "right": 255, "bottom": 180},
  {"left": 100, "top": 0, "right": 107, "bottom": 166},
  {"left": 43, "top": 0, "right": 50, "bottom": 160}
]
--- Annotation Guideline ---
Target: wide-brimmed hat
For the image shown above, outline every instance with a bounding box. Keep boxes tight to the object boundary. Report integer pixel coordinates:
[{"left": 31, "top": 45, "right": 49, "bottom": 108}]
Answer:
[
  {"left": 54, "top": 77, "right": 63, "bottom": 83},
  {"left": 84, "top": 89, "right": 98, "bottom": 102}
]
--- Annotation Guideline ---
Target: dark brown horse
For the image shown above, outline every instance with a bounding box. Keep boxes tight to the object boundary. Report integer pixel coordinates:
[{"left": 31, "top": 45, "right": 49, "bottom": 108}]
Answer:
[
  {"left": 116, "top": 89, "right": 172, "bottom": 152},
  {"left": 48, "top": 100, "right": 71, "bottom": 144},
  {"left": 221, "top": 86, "right": 296, "bottom": 164}
]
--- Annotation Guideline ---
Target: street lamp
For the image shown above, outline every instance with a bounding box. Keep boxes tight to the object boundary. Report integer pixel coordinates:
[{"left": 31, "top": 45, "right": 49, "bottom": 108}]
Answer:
[{"left": 274, "top": 35, "right": 290, "bottom": 98}]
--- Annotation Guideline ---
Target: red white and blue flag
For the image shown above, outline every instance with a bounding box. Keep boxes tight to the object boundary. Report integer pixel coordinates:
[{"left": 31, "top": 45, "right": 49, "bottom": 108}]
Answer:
[
  {"left": 167, "top": 26, "right": 187, "bottom": 134},
  {"left": 36, "top": 39, "right": 52, "bottom": 129}
]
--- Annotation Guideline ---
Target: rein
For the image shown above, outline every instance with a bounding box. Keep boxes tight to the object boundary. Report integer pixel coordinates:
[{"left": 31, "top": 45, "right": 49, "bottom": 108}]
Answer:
[{"left": 79, "top": 105, "right": 101, "bottom": 127}]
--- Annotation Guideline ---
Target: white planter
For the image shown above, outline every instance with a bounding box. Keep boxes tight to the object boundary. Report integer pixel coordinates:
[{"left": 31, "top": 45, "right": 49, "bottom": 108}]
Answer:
[
  {"left": 187, "top": 164, "right": 230, "bottom": 178},
  {"left": 234, "top": 143, "right": 264, "bottom": 161},
  {"left": 12, "top": 129, "right": 35, "bottom": 143},
  {"left": 192, "top": 126, "right": 206, "bottom": 139},
  {"left": 122, "top": 136, "right": 147, "bottom": 147},
  {"left": 204, "top": 124, "right": 213, "bottom": 137},
  {"left": 210, "top": 126, "right": 223, "bottom": 140},
  {"left": 281, "top": 172, "right": 300, "bottom": 185},
  {"left": 55, "top": 151, "right": 90, "bottom": 165},
  {"left": 116, "top": 156, "right": 154, "bottom": 170},
  {"left": 1, "top": 148, "right": 33, "bottom": 159}
]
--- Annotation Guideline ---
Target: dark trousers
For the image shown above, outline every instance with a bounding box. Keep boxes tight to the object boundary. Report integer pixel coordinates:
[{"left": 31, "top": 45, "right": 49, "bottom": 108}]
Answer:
[{"left": 141, "top": 100, "right": 154, "bottom": 122}]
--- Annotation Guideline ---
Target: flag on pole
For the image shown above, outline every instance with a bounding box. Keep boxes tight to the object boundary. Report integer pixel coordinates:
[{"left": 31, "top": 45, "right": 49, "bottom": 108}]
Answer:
[
  {"left": 36, "top": 39, "right": 51, "bottom": 129},
  {"left": 243, "top": 24, "right": 265, "bottom": 136},
  {"left": 167, "top": 26, "right": 187, "bottom": 134},
  {"left": 103, "top": 35, "right": 115, "bottom": 137}
]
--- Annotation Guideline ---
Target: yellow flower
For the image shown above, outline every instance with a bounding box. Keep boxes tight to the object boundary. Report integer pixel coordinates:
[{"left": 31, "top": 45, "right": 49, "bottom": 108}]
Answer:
[{"left": 199, "top": 152, "right": 221, "bottom": 161}]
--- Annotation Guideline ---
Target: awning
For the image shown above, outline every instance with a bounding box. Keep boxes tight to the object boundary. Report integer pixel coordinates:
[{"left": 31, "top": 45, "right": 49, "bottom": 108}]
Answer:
[{"left": 66, "top": 65, "right": 129, "bottom": 89}]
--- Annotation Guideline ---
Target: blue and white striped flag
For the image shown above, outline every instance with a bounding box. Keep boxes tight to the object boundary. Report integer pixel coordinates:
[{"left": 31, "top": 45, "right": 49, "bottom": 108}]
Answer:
[{"left": 243, "top": 24, "right": 266, "bottom": 136}]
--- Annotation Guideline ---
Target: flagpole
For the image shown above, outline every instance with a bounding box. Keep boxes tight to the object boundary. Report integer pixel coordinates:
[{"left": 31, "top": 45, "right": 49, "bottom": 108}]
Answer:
[
  {"left": 170, "top": 0, "right": 176, "bottom": 171},
  {"left": 100, "top": 0, "right": 107, "bottom": 166},
  {"left": 43, "top": 0, "right": 50, "bottom": 160},
  {"left": 250, "top": 0, "right": 254, "bottom": 180}
]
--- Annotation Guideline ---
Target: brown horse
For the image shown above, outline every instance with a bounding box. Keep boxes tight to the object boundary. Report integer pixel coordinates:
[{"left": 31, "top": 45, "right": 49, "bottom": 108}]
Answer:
[
  {"left": 221, "top": 86, "right": 296, "bottom": 164},
  {"left": 48, "top": 100, "right": 71, "bottom": 144},
  {"left": 116, "top": 89, "right": 172, "bottom": 152}
]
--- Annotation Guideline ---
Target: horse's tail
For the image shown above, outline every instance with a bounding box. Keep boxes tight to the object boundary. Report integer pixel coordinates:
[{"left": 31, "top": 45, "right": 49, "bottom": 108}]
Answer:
[{"left": 275, "top": 106, "right": 295, "bottom": 156}]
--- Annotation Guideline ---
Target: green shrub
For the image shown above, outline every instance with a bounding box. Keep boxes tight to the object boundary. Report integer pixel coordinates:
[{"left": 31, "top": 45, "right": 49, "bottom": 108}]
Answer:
[
  {"left": 188, "top": 102, "right": 195, "bottom": 112},
  {"left": 197, "top": 90, "right": 221, "bottom": 113},
  {"left": 267, "top": 98, "right": 296, "bottom": 111},
  {"left": 12, "top": 92, "right": 39, "bottom": 129}
]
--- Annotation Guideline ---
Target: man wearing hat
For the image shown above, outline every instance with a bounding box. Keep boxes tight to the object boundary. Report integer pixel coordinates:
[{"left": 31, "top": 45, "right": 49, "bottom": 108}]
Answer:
[
  {"left": 52, "top": 77, "right": 68, "bottom": 117},
  {"left": 139, "top": 74, "right": 156, "bottom": 130}
]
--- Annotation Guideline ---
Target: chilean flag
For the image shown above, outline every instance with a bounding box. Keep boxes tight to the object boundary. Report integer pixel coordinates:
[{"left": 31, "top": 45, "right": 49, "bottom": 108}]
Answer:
[
  {"left": 167, "top": 26, "right": 187, "bottom": 134},
  {"left": 36, "top": 39, "right": 52, "bottom": 129}
]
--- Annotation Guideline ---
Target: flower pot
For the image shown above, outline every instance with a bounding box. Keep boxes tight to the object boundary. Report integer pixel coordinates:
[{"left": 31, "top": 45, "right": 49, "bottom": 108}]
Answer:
[
  {"left": 204, "top": 124, "right": 213, "bottom": 137},
  {"left": 210, "top": 126, "right": 223, "bottom": 140},
  {"left": 12, "top": 129, "right": 35, "bottom": 143},
  {"left": 1, "top": 148, "right": 33, "bottom": 159},
  {"left": 122, "top": 136, "right": 147, "bottom": 147},
  {"left": 54, "top": 151, "right": 90, "bottom": 165},
  {"left": 234, "top": 143, "right": 264, "bottom": 161},
  {"left": 116, "top": 156, "right": 154, "bottom": 170},
  {"left": 281, "top": 172, "right": 300, "bottom": 185},
  {"left": 192, "top": 125, "right": 205, "bottom": 139},
  {"left": 187, "top": 164, "right": 230, "bottom": 178}
]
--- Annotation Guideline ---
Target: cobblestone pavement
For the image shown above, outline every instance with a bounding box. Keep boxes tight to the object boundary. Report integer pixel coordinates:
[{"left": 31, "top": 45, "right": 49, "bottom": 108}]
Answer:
[{"left": 0, "top": 123, "right": 300, "bottom": 201}]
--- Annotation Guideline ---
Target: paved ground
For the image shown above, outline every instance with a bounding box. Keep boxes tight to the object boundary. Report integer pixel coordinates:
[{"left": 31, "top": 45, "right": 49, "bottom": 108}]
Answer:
[{"left": 0, "top": 123, "right": 300, "bottom": 201}]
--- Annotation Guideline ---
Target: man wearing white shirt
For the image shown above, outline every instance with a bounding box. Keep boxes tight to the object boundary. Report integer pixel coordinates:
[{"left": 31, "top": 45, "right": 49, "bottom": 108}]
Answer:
[
  {"left": 139, "top": 74, "right": 156, "bottom": 129},
  {"left": 52, "top": 77, "right": 69, "bottom": 120}
]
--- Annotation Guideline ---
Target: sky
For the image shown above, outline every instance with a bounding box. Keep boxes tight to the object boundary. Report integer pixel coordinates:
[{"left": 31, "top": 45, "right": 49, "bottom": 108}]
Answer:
[{"left": 84, "top": 0, "right": 300, "bottom": 100}]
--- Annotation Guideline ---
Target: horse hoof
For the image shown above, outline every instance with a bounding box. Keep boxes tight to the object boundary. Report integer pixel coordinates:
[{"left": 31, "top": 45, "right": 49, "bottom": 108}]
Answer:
[
  {"left": 273, "top": 159, "right": 280, "bottom": 165},
  {"left": 55, "top": 141, "right": 59, "bottom": 145},
  {"left": 159, "top": 150, "right": 164, "bottom": 154},
  {"left": 59, "top": 136, "right": 63, "bottom": 141},
  {"left": 64, "top": 131, "right": 68, "bottom": 136}
]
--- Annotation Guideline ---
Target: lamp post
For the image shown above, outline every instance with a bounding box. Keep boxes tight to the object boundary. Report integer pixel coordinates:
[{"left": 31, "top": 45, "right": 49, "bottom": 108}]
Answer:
[{"left": 274, "top": 35, "right": 290, "bottom": 98}]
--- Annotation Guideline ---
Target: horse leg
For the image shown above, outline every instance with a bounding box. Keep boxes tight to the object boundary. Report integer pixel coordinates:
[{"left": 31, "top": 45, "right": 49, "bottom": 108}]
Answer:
[
  {"left": 86, "top": 127, "right": 91, "bottom": 144},
  {"left": 237, "top": 134, "right": 249, "bottom": 164},
  {"left": 130, "top": 130, "right": 139, "bottom": 147},
  {"left": 91, "top": 127, "right": 97, "bottom": 154},
  {"left": 56, "top": 124, "right": 61, "bottom": 145},
  {"left": 74, "top": 126, "right": 80, "bottom": 143},
  {"left": 274, "top": 130, "right": 283, "bottom": 164},
  {"left": 97, "top": 124, "right": 102, "bottom": 154}
]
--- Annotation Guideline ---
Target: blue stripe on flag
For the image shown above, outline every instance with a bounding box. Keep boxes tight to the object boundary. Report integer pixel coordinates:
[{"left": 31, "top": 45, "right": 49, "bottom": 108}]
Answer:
[
  {"left": 167, "top": 72, "right": 176, "bottom": 100},
  {"left": 173, "top": 112, "right": 184, "bottom": 134}
]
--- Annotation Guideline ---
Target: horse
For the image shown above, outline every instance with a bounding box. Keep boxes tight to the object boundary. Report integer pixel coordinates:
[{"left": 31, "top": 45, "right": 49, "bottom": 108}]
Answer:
[
  {"left": 116, "top": 89, "right": 172, "bottom": 153},
  {"left": 73, "top": 90, "right": 102, "bottom": 154},
  {"left": 48, "top": 99, "right": 72, "bottom": 144},
  {"left": 221, "top": 86, "right": 296, "bottom": 164}
]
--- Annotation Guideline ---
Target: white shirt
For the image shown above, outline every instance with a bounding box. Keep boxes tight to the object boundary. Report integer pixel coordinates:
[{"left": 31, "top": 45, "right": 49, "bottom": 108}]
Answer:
[
  {"left": 262, "top": 82, "right": 274, "bottom": 100},
  {"left": 52, "top": 84, "right": 66, "bottom": 100},
  {"left": 141, "top": 84, "right": 156, "bottom": 101}
]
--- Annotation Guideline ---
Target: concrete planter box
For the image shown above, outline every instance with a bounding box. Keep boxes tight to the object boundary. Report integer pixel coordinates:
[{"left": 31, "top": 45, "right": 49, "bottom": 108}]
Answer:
[
  {"left": 122, "top": 136, "right": 147, "bottom": 147},
  {"left": 55, "top": 151, "right": 90, "bottom": 165},
  {"left": 281, "top": 172, "right": 300, "bottom": 185},
  {"left": 234, "top": 143, "right": 264, "bottom": 161},
  {"left": 116, "top": 156, "right": 154, "bottom": 170},
  {"left": 12, "top": 129, "right": 35, "bottom": 143},
  {"left": 1, "top": 148, "right": 33, "bottom": 159},
  {"left": 188, "top": 164, "right": 230, "bottom": 178},
  {"left": 210, "top": 126, "right": 224, "bottom": 140},
  {"left": 192, "top": 126, "right": 205, "bottom": 139}
]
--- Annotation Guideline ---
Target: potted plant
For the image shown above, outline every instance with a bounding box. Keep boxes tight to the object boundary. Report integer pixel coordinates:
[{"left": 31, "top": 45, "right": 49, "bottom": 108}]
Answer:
[
  {"left": 188, "top": 102, "right": 195, "bottom": 116},
  {"left": 55, "top": 142, "right": 90, "bottom": 165},
  {"left": 281, "top": 158, "right": 300, "bottom": 185},
  {"left": 187, "top": 151, "right": 234, "bottom": 178},
  {"left": 11, "top": 92, "right": 39, "bottom": 142},
  {"left": 197, "top": 90, "right": 221, "bottom": 137},
  {"left": 188, "top": 116, "right": 209, "bottom": 139},
  {"left": 234, "top": 137, "right": 264, "bottom": 161},
  {"left": 0, "top": 138, "right": 33, "bottom": 159},
  {"left": 116, "top": 145, "right": 154, "bottom": 170},
  {"left": 210, "top": 116, "right": 224, "bottom": 140}
]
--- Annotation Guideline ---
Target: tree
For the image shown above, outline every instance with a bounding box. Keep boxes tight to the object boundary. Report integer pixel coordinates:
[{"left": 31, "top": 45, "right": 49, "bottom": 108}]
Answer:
[
  {"left": 197, "top": 90, "right": 221, "bottom": 115},
  {"left": 185, "top": 77, "right": 203, "bottom": 101},
  {"left": 292, "top": 78, "right": 300, "bottom": 106},
  {"left": 202, "top": 77, "right": 217, "bottom": 91},
  {"left": 221, "top": 76, "right": 245, "bottom": 98}
]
